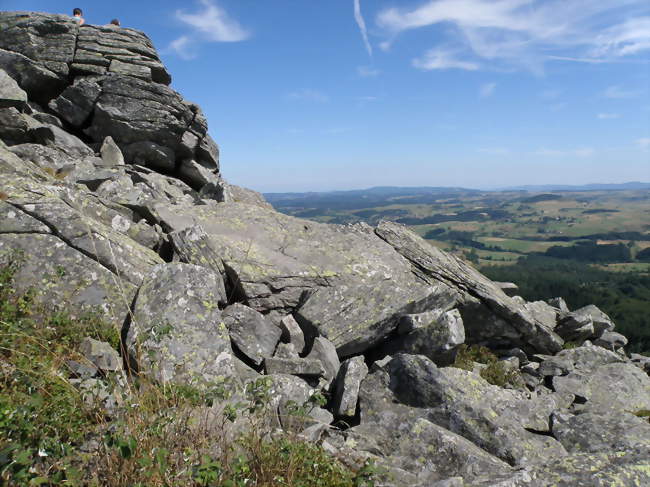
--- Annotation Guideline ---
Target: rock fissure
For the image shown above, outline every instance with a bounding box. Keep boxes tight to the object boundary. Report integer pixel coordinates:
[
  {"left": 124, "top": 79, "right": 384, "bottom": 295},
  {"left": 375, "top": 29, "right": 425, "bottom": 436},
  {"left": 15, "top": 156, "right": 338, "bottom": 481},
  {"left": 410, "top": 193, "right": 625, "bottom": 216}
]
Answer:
[{"left": 8, "top": 200, "right": 128, "bottom": 281}]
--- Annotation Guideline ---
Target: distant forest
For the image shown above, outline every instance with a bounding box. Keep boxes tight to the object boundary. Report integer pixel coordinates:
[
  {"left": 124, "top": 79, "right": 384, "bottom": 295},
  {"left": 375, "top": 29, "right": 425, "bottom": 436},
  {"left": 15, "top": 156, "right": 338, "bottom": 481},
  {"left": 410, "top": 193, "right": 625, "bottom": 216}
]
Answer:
[{"left": 482, "top": 256, "right": 650, "bottom": 354}]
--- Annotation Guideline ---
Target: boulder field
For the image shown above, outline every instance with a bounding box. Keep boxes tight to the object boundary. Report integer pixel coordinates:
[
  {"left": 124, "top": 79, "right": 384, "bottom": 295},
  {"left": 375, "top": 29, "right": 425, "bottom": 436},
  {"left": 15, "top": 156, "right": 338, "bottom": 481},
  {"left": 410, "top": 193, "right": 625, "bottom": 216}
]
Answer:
[{"left": 1, "top": 11, "right": 649, "bottom": 486}]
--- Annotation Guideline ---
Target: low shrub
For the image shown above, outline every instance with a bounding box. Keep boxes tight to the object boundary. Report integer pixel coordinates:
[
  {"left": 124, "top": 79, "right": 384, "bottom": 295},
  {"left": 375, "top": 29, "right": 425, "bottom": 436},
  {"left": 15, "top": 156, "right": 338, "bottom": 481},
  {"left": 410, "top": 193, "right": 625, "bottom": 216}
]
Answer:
[
  {"left": 452, "top": 344, "right": 523, "bottom": 388},
  {"left": 0, "top": 257, "right": 375, "bottom": 486}
]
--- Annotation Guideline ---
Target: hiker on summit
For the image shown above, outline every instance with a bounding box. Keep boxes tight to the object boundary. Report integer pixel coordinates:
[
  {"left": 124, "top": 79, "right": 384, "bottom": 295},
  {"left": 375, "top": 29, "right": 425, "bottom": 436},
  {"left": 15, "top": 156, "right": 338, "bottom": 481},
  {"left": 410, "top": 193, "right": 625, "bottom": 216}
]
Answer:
[
  {"left": 110, "top": 19, "right": 120, "bottom": 26},
  {"left": 72, "top": 8, "right": 85, "bottom": 25}
]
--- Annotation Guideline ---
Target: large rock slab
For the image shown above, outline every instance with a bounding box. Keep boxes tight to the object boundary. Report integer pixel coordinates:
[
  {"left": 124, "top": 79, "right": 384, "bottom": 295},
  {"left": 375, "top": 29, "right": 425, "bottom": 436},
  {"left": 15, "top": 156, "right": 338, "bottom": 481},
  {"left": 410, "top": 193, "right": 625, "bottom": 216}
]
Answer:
[
  {"left": 0, "top": 233, "right": 134, "bottom": 329},
  {"left": 126, "top": 263, "right": 235, "bottom": 385},
  {"left": 472, "top": 449, "right": 650, "bottom": 486},
  {"left": 1, "top": 174, "right": 162, "bottom": 285},
  {"left": 551, "top": 411, "right": 650, "bottom": 453},
  {"left": 379, "top": 354, "right": 567, "bottom": 466},
  {"left": 0, "top": 12, "right": 77, "bottom": 103},
  {"left": 374, "top": 221, "right": 563, "bottom": 354},
  {"left": 0, "top": 68, "right": 27, "bottom": 109},
  {"left": 553, "top": 362, "right": 650, "bottom": 414},
  {"left": 222, "top": 303, "right": 281, "bottom": 367},
  {"left": 157, "top": 202, "right": 457, "bottom": 356},
  {"left": 354, "top": 360, "right": 512, "bottom": 483}
]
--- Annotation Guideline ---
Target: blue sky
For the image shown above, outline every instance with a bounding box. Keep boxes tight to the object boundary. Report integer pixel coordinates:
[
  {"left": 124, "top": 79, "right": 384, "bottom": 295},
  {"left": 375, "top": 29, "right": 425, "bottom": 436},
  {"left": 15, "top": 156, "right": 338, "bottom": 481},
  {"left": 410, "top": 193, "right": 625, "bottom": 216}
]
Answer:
[{"left": 4, "top": 0, "right": 650, "bottom": 192}]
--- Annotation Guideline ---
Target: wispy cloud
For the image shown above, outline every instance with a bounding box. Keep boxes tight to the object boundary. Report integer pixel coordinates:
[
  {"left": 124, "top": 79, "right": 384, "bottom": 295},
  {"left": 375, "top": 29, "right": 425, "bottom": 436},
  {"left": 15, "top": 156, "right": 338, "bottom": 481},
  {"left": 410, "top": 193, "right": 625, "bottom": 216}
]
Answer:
[
  {"left": 480, "top": 82, "right": 497, "bottom": 97},
  {"left": 637, "top": 137, "right": 650, "bottom": 149},
  {"left": 170, "top": 0, "right": 249, "bottom": 58},
  {"left": 377, "top": 0, "right": 650, "bottom": 72},
  {"left": 287, "top": 89, "right": 329, "bottom": 103},
  {"left": 534, "top": 147, "right": 595, "bottom": 157},
  {"left": 413, "top": 47, "right": 479, "bottom": 71},
  {"left": 603, "top": 85, "right": 642, "bottom": 99},
  {"left": 357, "top": 65, "right": 380, "bottom": 77},
  {"left": 168, "top": 35, "right": 197, "bottom": 60},
  {"left": 354, "top": 0, "right": 373, "bottom": 56},
  {"left": 597, "top": 113, "right": 620, "bottom": 119}
]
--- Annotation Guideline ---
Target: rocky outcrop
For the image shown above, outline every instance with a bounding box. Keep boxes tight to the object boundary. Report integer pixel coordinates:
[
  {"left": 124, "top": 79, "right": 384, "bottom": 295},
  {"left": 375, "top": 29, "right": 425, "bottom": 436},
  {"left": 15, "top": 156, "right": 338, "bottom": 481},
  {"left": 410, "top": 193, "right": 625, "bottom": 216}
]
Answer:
[
  {"left": 0, "top": 11, "right": 219, "bottom": 193},
  {"left": 1, "top": 11, "right": 649, "bottom": 486}
]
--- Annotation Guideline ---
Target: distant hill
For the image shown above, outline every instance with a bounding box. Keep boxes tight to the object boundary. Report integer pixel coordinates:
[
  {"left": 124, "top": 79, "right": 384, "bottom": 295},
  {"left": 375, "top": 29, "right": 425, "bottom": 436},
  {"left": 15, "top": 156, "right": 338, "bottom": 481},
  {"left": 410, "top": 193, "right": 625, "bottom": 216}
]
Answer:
[
  {"left": 501, "top": 182, "right": 650, "bottom": 191},
  {"left": 265, "top": 183, "right": 650, "bottom": 202}
]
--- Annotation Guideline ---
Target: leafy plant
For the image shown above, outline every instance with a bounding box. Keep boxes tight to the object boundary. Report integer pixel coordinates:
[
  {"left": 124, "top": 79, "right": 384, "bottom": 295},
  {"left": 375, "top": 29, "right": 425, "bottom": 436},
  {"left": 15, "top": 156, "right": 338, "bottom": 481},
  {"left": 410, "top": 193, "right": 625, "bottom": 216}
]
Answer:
[{"left": 452, "top": 344, "right": 523, "bottom": 388}]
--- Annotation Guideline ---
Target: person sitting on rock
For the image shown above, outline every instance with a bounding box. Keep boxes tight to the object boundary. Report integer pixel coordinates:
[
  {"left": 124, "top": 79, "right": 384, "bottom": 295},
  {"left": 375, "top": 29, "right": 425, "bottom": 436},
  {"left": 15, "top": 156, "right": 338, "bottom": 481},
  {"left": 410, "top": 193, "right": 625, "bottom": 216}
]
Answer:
[
  {"left": 72, "top": 8, "right": 85, "bottom": 25},
  {"left": 110, "top": 19, "right": 120, "bottom": 26}
]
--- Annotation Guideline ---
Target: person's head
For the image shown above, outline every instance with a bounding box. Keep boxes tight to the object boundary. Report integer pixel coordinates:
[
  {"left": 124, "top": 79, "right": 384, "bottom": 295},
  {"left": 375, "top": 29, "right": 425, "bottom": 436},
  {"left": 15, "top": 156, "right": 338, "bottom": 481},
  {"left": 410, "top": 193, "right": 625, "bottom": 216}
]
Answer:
[
  {"left": 110, "top": 19, "right": 120, "bottom": 26},
  {"left": 73, "top": 8, "right": 83, "bottom": 17}
]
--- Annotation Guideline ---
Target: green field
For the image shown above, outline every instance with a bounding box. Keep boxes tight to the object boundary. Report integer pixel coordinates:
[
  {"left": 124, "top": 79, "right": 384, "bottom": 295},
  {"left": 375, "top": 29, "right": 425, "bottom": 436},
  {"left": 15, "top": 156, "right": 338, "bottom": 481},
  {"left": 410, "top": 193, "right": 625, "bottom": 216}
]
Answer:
[{"left": 267, "top": 186, "right": 650, "bottom": 352}]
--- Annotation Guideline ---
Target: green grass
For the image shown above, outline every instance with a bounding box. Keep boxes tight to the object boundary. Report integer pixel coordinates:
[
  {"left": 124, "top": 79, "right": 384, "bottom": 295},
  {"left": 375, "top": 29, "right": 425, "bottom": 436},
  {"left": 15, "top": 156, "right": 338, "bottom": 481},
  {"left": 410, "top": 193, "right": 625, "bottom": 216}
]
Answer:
[{"left": 0, "top": 258, "right": 377, "bottom": 486}]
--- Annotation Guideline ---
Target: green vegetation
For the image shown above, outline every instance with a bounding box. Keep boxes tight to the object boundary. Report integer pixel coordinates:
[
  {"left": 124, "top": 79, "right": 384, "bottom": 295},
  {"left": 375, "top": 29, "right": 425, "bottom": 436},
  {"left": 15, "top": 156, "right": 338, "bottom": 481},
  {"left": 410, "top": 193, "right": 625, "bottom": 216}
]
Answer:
[
  {"left": 482, "top": 256, "right": 650, "bottom": 354},
  {"left": 452, "top": 344, "right": 523, "bottom": 389},
  {"left": 0, "top": 259, "right": 375, "bottom": 486},
  {"left": 268, "top": 187, "right": 650, "bottom": 352}
]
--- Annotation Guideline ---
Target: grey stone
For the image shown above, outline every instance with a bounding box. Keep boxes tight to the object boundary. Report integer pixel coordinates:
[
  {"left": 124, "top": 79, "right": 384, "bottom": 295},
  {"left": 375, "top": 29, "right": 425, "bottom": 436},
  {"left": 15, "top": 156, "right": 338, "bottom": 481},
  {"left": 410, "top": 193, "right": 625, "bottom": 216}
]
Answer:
[
  {"left": 127, "top": 263, "right": 234, "bottom": 385},
  {"left": 524, "top": 300, "right": 558, "bottom": 330},
  {"left": 48, "top": 78, "right": 101, "bottom": 127},
  {"left": 592, "top": 331, "right": 628, "bottom": 351},
  {"left": 555, "top": 312, "right": 594, "bottom": 343},
  {"left": 29, "top": 124, "right": 94, "bottom": 157},
  {"left": 66, "top": 359, "right": 99, "bottom": 379},
  {"left": 496, "top": 282, "right": 518, "bottom": 297},
  {"left": 108, "top": 59, "right": 151, "bottom": 81},
  {"left": 264, "top": 357, "right": 324, "bottom": 377},
  {"left": 274, "top": 343, "right": 299, "bottom": 359},
  {"left": 381, "top": 354, "right": 567, "bottom": 466},
  {"left": 571, "top": 304, "right": 616, "bottom": 336},
  {"left": 553, "top": 362, "right": 650, "bottom": 413},
  {"left": 386, "top": 308, "right": 465, "bottom": 365},
  {"left": 552, "top": 411, "right": 650, "bottom": 453},
  {"left": 99, "top": 136, "right": 125, "bottom": 166},
  {"left": 0, "top": 107, "right": 34, "bottom": 144},
  {"left": 374, "top": 221, "right": 563, "bottom": 355},
  {"left": 0, "top": 12, "right": 77, "bottom": 103},
  {"left": 279, "top": 315, "right": 305, "bottom": 354},
  {"left": 334, "top": 356, "right": 368, "bottom": 417},
  {"left": 0, "top": 68, "right": 27, "bottom": 110},
  {"left": 547, "top": 297, "right": 569, "bottom": 313},
  {"left": 355, "top": 365, "right": 512, "bottom": 482},
  {"left": 222, "top": 303, "right": 282, "bottom": 367},
  {"left": 122, "top": 141, "right": 175, "bottom": 172},
  {"left": 79, "top": 337, "right": 122, "bottom": 372},
  {"left": 31, "top": 112, "right": 63, "bottom": 128},
  {"left": 306, "top": 337, "right": 341, "bottom": 386},
  {"left": 630, "top": 353, "right": 650, "bottom": 374},
  {"left": 178, "top": 158, "right": 219, "bottom": 190},
  {"left": 472, "top": 449, "right": 650, "bottom": 486}
]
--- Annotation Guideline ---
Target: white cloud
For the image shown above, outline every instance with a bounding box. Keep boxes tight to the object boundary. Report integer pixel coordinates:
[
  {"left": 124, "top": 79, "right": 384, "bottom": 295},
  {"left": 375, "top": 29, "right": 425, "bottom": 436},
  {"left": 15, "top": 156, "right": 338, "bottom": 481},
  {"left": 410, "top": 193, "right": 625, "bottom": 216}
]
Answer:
[
  {"left": 597, "top": 113, "right": 620, "bottom": 119},
  {"left": 357, "top": 65, "right": 380, "bottom": 77},
  {"left": 590, "top": 17, "right": 650, "bottom": 57},
  {"left": 413, "top": 47, "right": 480, "bottom": 71},
  {"left": 287, "top": 89, "right": 329, "bottom": 103},
  {"left": 534, "top": 147, "right": 595, "bottom": 157},
  {"left": 603, "top": 85, "right": 641, "bottom": 99},
  {"left": 168, "top": 35, "right": 197, "bottom": 60},
  {"left": 480, "top": 82, "right": 497, "bottom": 97},
  {"left": 376, "top": 0, "right": 650, "bottom": 73},
  {"left": 637, "top": 137, "right": 650, "bottom": 149},
  {"left": 354, "top": 0, "right": 373, "bottom": 56},
  {"left": 175, "top": 0, "right": 249, "bottom": 43}
]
